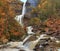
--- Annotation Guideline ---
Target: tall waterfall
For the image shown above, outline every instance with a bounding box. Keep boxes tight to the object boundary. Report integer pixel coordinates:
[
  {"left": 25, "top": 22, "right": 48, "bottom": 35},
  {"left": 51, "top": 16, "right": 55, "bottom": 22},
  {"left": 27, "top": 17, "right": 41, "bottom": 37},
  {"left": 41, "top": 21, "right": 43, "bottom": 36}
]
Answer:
[{"left": 15, "top": 0, "right": 27, "bottom": 27}]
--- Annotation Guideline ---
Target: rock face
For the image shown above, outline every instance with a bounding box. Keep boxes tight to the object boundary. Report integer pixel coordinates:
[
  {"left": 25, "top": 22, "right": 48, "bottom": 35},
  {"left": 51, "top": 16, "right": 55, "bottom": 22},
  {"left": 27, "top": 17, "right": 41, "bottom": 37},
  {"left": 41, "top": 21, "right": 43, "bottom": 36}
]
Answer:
[
  {"left": 27, "top": 0, "right": 40, "bottom": 7},
  {"left": 25, "top": 0, "right": 40, "bottom": 14},
  {"left": 26, "top": 0, "right": 40, "bottom": 12}
]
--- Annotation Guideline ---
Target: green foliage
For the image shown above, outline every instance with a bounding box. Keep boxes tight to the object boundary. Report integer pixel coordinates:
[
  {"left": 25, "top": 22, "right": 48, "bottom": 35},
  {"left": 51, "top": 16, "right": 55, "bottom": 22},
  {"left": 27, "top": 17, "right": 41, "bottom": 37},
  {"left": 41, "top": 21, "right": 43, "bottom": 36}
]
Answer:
[
  {"left": 0, "top": 1, "right": 2, "bottom": 6},
  {"left": 31, "top": 0, "right": 60, "bottom": 21},
  {"left": 29, "top": 17, "right": 41, "bottom": 26}
]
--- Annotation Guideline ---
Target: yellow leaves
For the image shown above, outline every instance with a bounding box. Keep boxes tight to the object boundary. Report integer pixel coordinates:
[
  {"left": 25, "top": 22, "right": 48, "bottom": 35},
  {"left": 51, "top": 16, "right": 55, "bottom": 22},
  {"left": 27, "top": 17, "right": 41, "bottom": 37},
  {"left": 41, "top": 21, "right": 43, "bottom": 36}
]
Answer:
[
  {"left": 38, "top": 5, "right": 41, "bottom": 8},
  {"left": 1, "top": 12, "right": 6, "bottom": 16},
  {"left": 30, "top": 17, "right": 41, "bottom": 25},
  {"left": 42, "top": 0, "right": 48, "bottom": 6},
  {"left": 38, "top": 0, "right": 48, "bottom": 9}
]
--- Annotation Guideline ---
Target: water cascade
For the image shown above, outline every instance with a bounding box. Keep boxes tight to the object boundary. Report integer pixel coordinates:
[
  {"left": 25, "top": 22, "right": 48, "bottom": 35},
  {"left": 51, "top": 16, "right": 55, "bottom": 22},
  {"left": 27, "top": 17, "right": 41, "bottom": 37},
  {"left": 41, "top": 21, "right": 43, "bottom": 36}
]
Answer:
[
  {"left": 26, "top": 26, "right": 35, "bottom": 35},
  {"left": 1, "top": 0, "right": 58, "bottom": 51},
  {"left": 24, "top": 34, "right": 47, "bottom": 50},
  {"left": 15, "top": 0, "right": 27, "bottom": 27}
]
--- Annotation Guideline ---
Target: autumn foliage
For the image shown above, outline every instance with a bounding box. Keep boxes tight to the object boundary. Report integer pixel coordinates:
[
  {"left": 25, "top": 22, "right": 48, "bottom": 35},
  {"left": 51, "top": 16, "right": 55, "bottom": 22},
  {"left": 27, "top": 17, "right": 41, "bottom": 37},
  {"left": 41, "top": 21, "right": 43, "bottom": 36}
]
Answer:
[
  {"left": 30, "top": 0, "right": 60, "bottom": 38},
  {"left": 0, "top": 0, "right": 25, "bottom": 44},
  {"left": 0, "top": 0, "right": 60, "bottom": 44}
]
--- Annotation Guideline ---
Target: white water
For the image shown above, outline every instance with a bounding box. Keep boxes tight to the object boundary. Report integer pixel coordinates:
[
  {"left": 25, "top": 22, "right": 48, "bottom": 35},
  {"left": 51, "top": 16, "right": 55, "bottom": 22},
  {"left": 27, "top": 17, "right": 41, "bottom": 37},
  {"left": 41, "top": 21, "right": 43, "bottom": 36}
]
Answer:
[
  {"left": 0, "top": 34, "right": 47, "bottom": 51},
  {"left": 6, "top": 35, "right": 33, "bottom": 48},
  {"left": 1, "top": 34, "right": 60, "bottom": 51},
  {"left": 15, "top": 0, "right": 27, "bottom": 27},
  {"left": 0, "top": 48, "right": 20, "bottom": 51},
  {"left": 1, "top": 0, "right": 60, "bottom": 51},
  {"left": 26, "top": 26, "right": 35, "bottom": 35},
  {"left": 24, "top": 34, "right": 47, "bottom": 50},
  {"left": 58, "top": 49, "right": 60, "bottom": 51}
]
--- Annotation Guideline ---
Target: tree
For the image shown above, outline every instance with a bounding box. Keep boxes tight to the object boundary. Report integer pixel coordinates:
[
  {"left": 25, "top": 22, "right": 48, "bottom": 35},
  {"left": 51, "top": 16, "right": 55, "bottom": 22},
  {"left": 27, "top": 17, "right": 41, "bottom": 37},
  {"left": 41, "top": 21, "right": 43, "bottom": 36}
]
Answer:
[{"left": 0, "top": 0, "right": 26, "bottom": 44}]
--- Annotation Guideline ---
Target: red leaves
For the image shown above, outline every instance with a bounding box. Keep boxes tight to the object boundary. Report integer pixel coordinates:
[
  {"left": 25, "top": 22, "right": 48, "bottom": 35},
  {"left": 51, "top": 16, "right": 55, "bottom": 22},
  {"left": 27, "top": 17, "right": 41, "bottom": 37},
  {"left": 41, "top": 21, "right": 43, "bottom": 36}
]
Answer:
[{"left": 45, "top": 18, "right": 60, "bottom": 32}]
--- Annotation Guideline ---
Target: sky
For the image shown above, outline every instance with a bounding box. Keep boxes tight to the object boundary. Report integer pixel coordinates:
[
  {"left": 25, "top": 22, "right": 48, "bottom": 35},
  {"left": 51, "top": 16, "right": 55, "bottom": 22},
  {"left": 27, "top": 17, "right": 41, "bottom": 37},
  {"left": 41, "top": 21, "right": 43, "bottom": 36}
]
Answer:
[
  {"left": 20, "top": 0, "right": 27, "bottom": 2},
  {"left": 20, "top": 0, "right": 38, "bottom": 7}
]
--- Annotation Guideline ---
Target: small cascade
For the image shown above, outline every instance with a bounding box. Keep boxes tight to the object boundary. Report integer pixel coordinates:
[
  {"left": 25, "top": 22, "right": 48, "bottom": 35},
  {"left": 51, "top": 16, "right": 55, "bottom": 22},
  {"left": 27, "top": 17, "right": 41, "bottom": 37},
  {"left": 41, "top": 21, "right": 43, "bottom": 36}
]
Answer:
[
  {"left": 24, "top": 34, "right": 47, "bottom": 50},
  {"left": 26, "top": 26, "right": 35, "bottom": 35}
]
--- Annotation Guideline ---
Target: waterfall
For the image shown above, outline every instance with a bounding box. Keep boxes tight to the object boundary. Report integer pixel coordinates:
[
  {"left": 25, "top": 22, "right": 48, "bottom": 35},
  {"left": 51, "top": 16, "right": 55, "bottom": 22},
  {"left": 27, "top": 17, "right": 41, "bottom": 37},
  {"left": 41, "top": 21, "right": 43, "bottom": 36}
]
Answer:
[
  {"left": 0, "top": 0, "right": 44, "bottom": 51},
  {"left": 15, "top": 0, "right": 27, "bottom": 27}
]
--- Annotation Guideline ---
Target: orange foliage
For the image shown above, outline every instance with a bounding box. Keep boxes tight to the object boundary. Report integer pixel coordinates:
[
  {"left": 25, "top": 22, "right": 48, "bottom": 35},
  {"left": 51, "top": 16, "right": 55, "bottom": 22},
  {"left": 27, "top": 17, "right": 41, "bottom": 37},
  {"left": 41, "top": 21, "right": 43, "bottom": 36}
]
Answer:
[
  {"left": 44, "top": 18, "right": 60, "bottom": 32},
  {"left": 0, "top": 0, "right": 25, "bottom": 43}
]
